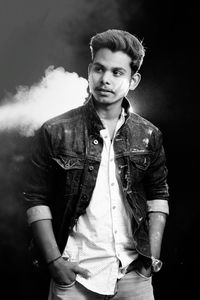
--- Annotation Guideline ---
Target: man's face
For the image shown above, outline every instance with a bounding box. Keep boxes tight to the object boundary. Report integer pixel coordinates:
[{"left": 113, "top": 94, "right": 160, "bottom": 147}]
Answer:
[{"left": 88, "top": 48, "right": 136, "bottom": 106}]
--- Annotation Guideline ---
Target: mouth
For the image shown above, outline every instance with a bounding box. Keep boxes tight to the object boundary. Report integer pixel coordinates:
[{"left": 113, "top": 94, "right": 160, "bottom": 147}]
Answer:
[{"left": 95, "top": 88, "right": 114, "bottom": 94}]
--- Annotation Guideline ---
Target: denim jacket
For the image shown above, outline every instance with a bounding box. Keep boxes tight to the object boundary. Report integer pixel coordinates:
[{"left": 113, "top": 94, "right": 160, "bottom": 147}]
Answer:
[{"left": 24, "top": 97, "right": 169, "bottom": 262}]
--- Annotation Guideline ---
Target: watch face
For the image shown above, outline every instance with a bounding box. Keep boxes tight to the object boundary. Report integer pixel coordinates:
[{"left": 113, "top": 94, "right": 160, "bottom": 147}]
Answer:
[{"left": 152, "top": 259, "right": 163, "bottom": 272}]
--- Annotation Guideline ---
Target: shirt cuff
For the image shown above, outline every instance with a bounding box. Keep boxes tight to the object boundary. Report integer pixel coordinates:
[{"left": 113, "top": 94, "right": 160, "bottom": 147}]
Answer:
[
  {"left": 147, "top": 199, "right": 169, "bottom": 215},
  {"left": 26, "top": 205, "right": 52, "bottom": 224}
]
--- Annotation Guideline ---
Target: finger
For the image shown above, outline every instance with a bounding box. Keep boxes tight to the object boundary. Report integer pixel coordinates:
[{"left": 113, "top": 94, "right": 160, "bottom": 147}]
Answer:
[{"left": 74, "top": 265, "right": 91, "bottom": 278}]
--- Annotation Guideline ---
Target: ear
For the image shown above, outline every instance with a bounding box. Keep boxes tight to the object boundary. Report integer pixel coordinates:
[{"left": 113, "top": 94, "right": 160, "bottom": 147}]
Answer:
[{"left": 129, "top": 73, "right": 141, "bottom": 91}]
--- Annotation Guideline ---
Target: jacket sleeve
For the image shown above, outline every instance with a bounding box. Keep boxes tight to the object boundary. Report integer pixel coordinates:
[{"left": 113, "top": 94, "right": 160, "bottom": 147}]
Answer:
[
  {"left": 23, "top": 123, "right": 54, "bottom": 210},
  {"left": 144, "top": 129, "right": 169, "bottom": 210}
]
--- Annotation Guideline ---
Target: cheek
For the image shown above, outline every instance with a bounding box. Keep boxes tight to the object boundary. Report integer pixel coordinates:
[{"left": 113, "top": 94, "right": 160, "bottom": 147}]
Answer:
[
  {"left": 88, "top": 73, "right": 96, "bottom": 90},
  {"left": 117, "top": 79, "right": 130, "bottom": 92},
  {"left": 89, "top": 72, "right": 99, "bottom": 83}
]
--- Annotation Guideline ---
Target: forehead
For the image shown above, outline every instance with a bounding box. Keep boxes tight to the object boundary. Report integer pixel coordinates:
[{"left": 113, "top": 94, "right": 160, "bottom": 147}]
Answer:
[{"left": 93, "top": 48, "right": 132, "bottom": 70}]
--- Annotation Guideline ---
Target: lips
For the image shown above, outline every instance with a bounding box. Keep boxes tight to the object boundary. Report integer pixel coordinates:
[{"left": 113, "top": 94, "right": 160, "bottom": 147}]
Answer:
[{"left": 95, "top": 87, "right": 113, "bottom": 94}]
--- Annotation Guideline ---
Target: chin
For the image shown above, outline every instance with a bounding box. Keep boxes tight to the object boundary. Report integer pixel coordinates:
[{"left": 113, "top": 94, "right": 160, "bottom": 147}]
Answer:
[
  {"left": 98, "top": 99, "right": 114, "bottom": 105},
  {"left": 94, "top": 95, "right": 112, "bottom": 103}
]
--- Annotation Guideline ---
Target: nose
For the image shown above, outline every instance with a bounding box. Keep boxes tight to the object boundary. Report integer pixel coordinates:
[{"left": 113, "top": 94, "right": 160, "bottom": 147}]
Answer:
[{"left": 100, "top": 71, "right": 111, "bottom": 85}]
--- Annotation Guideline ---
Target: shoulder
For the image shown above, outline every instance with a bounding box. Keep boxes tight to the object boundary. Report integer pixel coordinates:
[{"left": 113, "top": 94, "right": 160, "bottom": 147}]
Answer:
[
  {"left": 128, "top": 112, "right": 161, "bottom": 134},
  {"left": 44, "top": 105, "right": 85, "bottom": 128},
  {"left": 127, "top": 112, "right": 163, "bottom": 149},
  {"left": 35, "top": 104, "right": 86, "bottom": 142}
]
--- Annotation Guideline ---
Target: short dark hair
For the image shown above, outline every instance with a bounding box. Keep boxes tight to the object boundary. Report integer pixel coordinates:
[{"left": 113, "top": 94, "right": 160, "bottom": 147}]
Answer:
[{"left": 90, "top": 29, "right": 145, "bottom": 74}]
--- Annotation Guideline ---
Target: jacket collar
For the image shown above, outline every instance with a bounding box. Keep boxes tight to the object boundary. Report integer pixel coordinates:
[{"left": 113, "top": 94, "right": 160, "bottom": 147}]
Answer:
[{"left": 83, "top": 95, "right": 131, "bottom": 135}]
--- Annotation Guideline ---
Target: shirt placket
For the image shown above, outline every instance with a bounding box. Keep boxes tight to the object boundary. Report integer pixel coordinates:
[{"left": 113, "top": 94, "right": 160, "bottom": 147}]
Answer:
[
  {"left": 101, "top": 130, "right": 119, "bottom": 292},
  {"left": 108, "top": 142, "right": 123, "bottom": 260}
]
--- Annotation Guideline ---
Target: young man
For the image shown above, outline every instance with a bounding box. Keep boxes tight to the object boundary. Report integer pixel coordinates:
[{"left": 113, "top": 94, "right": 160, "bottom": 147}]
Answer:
[{"left": 23, "top": 29, "right": 169, "bottom": 299}]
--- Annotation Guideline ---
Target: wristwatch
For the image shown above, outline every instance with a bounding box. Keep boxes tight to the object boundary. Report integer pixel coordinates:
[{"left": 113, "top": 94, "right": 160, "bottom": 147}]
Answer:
[{"left": 151, "top": 256, "right": 163, "bottom": 272}]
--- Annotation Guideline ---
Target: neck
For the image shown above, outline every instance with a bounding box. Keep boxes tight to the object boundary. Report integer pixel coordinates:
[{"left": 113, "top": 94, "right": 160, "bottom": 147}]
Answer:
[{"left": 93, "top": 99, "right": 123, "bottom": 121}]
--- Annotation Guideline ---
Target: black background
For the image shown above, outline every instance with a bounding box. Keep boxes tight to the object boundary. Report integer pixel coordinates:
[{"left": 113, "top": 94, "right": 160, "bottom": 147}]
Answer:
[{"left": 0, "top": 1, "right": 199, "bottom": 299}]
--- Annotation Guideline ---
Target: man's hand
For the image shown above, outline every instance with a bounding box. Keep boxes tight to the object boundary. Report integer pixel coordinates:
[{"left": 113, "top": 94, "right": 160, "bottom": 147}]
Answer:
[
  {"left": 136, "top": 263, "right": 152, "bottom": 278},
  {"left": 48, "top": 257, "right": 91, "bottom": 285},
  {"left": 126, "top": 257, "right": 152, "bottom": 278}
]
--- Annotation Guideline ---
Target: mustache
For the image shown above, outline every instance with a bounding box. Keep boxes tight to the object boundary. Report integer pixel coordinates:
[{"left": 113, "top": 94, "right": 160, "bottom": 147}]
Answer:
[{"left": 95, "top": 87, "right": 114, "bottom": 93}]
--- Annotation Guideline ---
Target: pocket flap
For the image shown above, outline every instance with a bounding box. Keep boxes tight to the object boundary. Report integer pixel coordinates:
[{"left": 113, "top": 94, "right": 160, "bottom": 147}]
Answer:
[{"left": 53, "top": 156, "right": 84, "bottom": 170}]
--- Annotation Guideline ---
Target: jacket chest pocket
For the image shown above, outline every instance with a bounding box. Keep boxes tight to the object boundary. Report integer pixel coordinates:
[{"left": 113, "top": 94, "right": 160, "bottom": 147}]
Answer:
[
  {"left": 129, "top": 153, "right": 151, "bottom": 182},
  {"left": 52, "top": 155, "right": 85, "bottom": 195}
]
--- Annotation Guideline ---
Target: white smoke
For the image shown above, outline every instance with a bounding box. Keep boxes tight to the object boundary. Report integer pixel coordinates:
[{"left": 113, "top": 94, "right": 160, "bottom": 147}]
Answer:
[{"left": 0, "top": 66, "right": 89, "bottom": 137}]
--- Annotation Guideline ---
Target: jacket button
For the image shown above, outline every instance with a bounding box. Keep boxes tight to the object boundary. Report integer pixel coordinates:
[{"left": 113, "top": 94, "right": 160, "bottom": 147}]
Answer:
[
  {"left": 33, "top": 259, "right": 39, "bottom": 268},
  {"left": 93, "top": 139, "right": 98, "bottom": 145},
  {"left": 88, "top": 165, "right": 94, "bottom": 171},
  {"left": 81, "top": 194, "right": 88, "bottom": 201}
]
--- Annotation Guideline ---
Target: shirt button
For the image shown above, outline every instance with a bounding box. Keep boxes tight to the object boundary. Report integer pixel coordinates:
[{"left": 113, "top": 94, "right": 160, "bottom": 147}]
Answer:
[
  {"left": 93, "top": 139, "right": 98, "bottom": 145},
  {"left": 111, "top": 183, "right": 115, "bottom": 186},
  {"left": 112, "top": 206, "right": 116, "bottom": 210},
  {"left": 110, "top": 158, "right": 114, "bottom": 162},
  {"left": 114, "top": 230, "right": 117, "bottom": 234}
]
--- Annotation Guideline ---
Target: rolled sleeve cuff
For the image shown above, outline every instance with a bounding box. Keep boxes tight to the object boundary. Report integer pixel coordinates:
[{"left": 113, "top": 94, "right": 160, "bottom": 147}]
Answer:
[
  {"left": 27, "top": 205, "right": 52, "bottom": 224},
  {"left": 147, "top": 199, "right": 169, "bottom": 215}
]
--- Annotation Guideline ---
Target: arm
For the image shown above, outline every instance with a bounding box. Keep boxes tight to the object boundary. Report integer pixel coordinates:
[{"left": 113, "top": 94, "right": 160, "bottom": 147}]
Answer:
[
  {"left": 140, "top": 131, "right": 169, "bottom": 275},
  {"left": 24, "top": 126, "right": 90, "bottom": 284},
  {"left": 31, "top": 219, "right": 90, "bottom": 285},
  {"left": 148, "top": 211, "right": 167, "bottom": 259},
  {"left": 137, "top": 212, "right": 167, "bottom": 277},
  {"left": 31, "top": 219, "right": 61, "bottom": 264}
]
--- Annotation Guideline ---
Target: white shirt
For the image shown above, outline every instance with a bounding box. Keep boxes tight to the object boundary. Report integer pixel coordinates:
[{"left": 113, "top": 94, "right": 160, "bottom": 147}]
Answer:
[{"left": 63, "top": 110, "right": 138, "bottom": 295}]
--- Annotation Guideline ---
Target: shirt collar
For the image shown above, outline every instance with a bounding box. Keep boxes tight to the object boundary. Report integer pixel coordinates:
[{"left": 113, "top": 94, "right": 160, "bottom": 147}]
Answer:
[{"left": 83, "top": 96, "right": 130, "bottom": 135}]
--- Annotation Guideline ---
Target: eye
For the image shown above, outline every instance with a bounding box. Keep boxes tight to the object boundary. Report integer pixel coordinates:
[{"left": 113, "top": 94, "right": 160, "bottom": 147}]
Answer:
[
  {"left": 94, "top": 66, "right": 103, "bottom": 73},
  {"left": 113, "top": 70, "right": 123, "bottom": 77}
]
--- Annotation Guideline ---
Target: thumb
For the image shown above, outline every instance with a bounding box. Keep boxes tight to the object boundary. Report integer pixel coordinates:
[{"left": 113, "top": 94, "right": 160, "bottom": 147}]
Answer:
[{"left": 74, "top": 265, "right": 91, "bottom": 279}]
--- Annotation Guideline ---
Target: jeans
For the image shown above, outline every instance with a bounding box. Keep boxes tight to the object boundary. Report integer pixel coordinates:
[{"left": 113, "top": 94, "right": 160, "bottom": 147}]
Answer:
[{"left": 48, "top": 271, "right": 154, "bottom": 300}]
